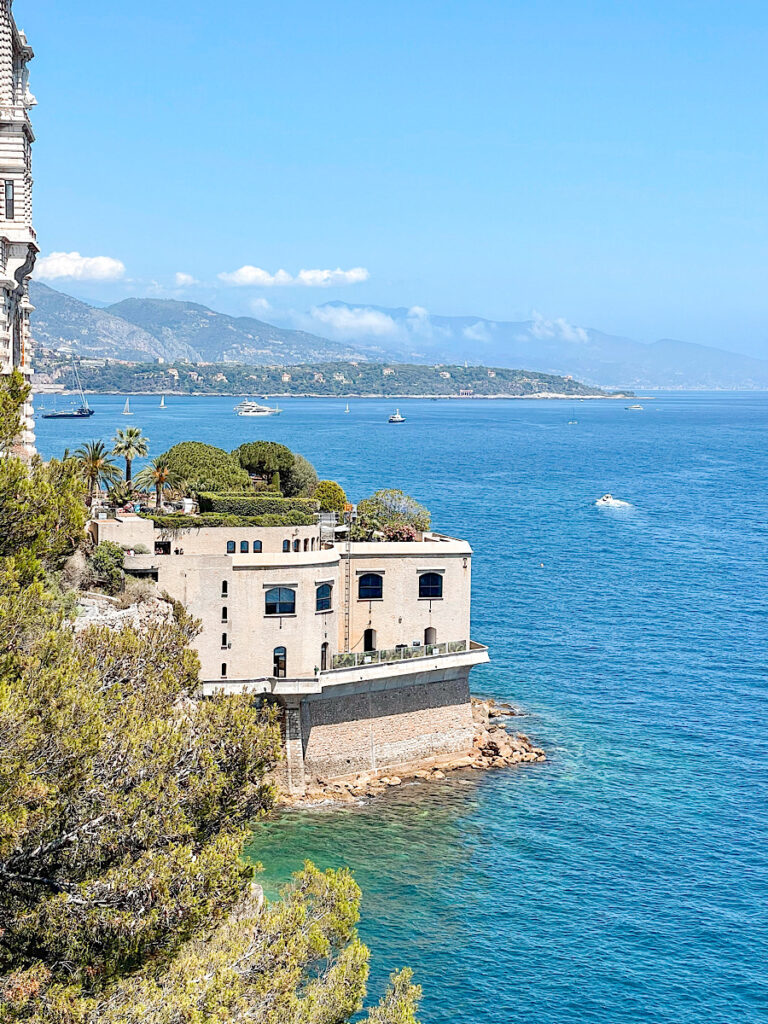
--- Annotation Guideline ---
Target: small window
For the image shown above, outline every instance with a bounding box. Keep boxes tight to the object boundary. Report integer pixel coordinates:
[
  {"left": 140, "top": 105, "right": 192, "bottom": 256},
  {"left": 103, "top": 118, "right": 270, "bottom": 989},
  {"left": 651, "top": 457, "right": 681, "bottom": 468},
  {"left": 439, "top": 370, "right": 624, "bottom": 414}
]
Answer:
[
  {"left": 221, "top": 632, "right": 228, "bottom": 648},
  {"left": 311, "top": 538, "right": 316, "bottom": 551},
  {"left": 419, "top": 572, "right": 443, "bottom": 599},
  {"left": 321, "top": 641, "right": 329, "bottom": 671},
  {"left": 304, "top": 538, "right": 309, "bottom": 551},
  {"left": 221, "top": 663, "right": 227, "bottom": 678},
  {"left": 364, "top": 628, "right": 377, "bottom": 652},
  {"left": 253, "top": 540, "right": 262, "bottom": 553},
  {"left": 240, "top": 540, "right": 249, "bottom": 553},
  {"left": 316, "top": 583, "right": 332, "bottom": 612},
  {"left": 226, "top": 540, "right": 235, "bottom": 554},
  {"left": 358, "top": 573, "right": 383, "bottom": 600},
  {"left": 293, "top": 539, "right": 300, "bottom": 552},
  {"left": 221, "top": 580, "right": 228, "bottom": 597},
  {"left": 265, "top": 587, "right": 296, "bottom": 615},
  {"left": 282, "top": 540, "right": 290, "bottom": 552},
  {"left": 273, "top": 646, "right": 286, "bottom": 678},
  {"left": 4, "top": 180, "right": 14, "bottom": 220},
  {"left": 221, "top": 606, "right": 228, "bottom": 622},
  {"left": 425, "top": 626, "right": 437, "bottom": 645}
]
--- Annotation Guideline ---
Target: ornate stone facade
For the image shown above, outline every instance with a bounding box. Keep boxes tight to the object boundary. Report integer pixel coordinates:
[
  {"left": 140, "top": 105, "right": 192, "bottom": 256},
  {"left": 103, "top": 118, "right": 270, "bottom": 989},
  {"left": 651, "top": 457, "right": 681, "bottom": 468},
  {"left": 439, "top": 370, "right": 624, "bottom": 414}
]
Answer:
[{"left": 0, "top": 1, "right": 36, "bottom": 455}]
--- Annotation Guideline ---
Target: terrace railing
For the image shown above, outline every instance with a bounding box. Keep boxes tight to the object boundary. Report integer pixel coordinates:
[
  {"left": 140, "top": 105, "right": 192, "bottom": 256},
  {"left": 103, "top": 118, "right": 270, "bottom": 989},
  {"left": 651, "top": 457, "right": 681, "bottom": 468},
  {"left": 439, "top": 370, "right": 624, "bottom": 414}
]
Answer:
[{"left": 331, "top": 639, "right": 467, "bottom": 671}]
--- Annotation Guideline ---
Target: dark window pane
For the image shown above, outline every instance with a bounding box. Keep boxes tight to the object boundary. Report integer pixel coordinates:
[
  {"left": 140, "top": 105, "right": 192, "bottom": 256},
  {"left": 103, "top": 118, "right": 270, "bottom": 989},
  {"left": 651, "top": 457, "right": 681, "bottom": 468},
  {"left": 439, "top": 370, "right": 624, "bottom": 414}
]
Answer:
[
  {"left": 419, "top": 573, "right": 443, "bottom": 598},
  {"left": 253, "top": 540, "right": 262, "bottom": 552},
  {"left": 316, "top": 583, "right": 332, "bottom": 611},
  {"left": 358, "top": 573, "right": 383, "bottom": 600},
  {"left": 265, "top": 586, "right": 296, "bottom": 615},
  {"left": 240, "top": 540, "right": 249, "bottom": 553},
  {"left": 226, "top": 541, "right": 235, "bottom": 553}
]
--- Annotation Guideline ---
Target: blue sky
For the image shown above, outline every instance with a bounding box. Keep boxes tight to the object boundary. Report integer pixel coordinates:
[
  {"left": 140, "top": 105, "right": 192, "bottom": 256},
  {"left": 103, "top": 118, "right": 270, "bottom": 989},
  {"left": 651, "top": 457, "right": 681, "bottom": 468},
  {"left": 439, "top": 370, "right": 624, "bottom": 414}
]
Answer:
[{"left": 22, "top": 0, "right": 768, "bottom": 355}]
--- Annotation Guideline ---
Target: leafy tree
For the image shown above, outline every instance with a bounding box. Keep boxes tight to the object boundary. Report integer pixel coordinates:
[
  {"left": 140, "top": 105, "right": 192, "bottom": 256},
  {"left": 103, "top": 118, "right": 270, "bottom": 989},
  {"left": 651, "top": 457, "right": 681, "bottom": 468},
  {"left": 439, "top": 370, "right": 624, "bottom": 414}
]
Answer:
[
  {"left": 283, "top": 453, "right": 318, "bottom": 497},
  {"left": 74, "top": 440, "right": 122, "bottom": 497},
  {"left": 89, "top": 540, "right": 125, "bottom": 594},
  {"left": 357, "top": 489, "right": 430, "bottom": 532},
  {"left": 234, "top": 441, "right": 294, "bottom": 491},
  {"left": 315, "top": 479, "right": 347, "bottom": 513},
  {"left": 107, "top": 481, "right": 133, "bottom": 508},
  {"left": 0, "top": 370, "right": 30, "bottom": 455},
  {"left": 134, "top": 457, "right": 182, "bottom": 510},
  {"left": 112, "top": 426, "right": 149, "bottom": 485},
  {"left": 162, "top": 441, "right": 251, "bottom": 495}
]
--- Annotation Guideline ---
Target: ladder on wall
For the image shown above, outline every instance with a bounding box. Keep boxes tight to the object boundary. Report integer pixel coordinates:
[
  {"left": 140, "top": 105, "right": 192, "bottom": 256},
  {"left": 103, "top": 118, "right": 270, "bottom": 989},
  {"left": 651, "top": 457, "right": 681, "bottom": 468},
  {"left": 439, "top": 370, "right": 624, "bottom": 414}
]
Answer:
[{"left": 343, "top": 508, "right": 352, "bottom": 652}]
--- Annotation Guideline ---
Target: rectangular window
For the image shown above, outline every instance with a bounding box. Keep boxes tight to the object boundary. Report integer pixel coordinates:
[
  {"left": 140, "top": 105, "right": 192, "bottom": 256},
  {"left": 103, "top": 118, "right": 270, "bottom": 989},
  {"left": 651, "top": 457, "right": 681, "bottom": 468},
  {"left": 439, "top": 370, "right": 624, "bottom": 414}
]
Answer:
[
  {"left": 221, "top": 632, "right": 228, "bottom": 648},
  {"left": 221, "top": 607, "right": 228, "bottom": 622},
  {"left": 4, "top": 181, "right": 14, "bottom": 220},
  {"left": 221, "top": 581, "right": 228, "bottom": 597},
  {"left": 221, "top": 663, "right": 227, "bottom": 677}
]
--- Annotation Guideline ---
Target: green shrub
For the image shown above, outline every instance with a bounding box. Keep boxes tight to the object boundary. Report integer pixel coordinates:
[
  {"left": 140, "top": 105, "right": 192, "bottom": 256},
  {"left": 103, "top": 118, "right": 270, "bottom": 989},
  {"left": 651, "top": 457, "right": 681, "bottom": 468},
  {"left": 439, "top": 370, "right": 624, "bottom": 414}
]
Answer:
[
  {"left": 233, "top": 441, "right": 295, "bottom": 490},
  {"left": 142, "top": 511, "right": 316, "bottom": 530},
  {"left": 314, "top": 480, "right": 347, "bottom": 513},
  {"left": 162, "top": 441, "right": 251, "bottom": 495},
  {"left": 197, "top": 493, "right": 318, "bottom": 515},
  {"left": 90, "top": 540, "right": 125, "bottom": 594},
  {"left": 357, "top": 488, "right": 430, "bottom": 532}
]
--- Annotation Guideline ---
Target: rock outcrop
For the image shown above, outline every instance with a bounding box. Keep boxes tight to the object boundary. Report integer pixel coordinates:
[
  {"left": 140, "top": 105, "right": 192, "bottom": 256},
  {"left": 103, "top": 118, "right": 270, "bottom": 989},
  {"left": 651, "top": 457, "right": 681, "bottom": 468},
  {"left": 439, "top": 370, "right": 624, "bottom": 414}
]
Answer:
[{"left": 282, "top": 697, "right": 546, "bottom": 806}]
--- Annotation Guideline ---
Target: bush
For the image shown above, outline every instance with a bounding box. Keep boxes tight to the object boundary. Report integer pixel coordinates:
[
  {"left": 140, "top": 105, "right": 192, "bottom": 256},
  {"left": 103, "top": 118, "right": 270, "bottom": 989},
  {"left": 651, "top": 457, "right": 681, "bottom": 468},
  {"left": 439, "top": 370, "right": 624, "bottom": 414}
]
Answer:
[
  {"left": 233, "top": 441, "right": 294, "bottom": 489},
  {"left": 90, "top": 540, "right": 125, "bottom": 595},
  {"left": 357, "top": 488, "right": 430, "bottom": 532},
  {"left": 283, "top": 453, "right": 319, "bottom": 497},
  {"left": 197, "top": 493, "right": 318, "bottom": 515},
  {"left": 314, "top": 480, "right": 347, "bottom": 513},
  {"left": 162, "top": 441, "right": 251, "bottom": 495},
  {"left": 142, "top": 511, "right": 316, "bottom": 530},
  {"left": 382, "top": 522, "right": 418, "bottom": 542}
]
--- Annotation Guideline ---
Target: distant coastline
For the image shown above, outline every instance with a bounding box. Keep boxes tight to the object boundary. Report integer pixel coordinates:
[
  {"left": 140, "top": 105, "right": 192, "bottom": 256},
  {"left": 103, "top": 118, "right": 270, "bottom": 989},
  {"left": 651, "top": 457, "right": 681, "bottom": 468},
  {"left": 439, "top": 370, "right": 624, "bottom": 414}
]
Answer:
[{"left": 36, "top": 388, "right": 635, "bottom": 401}]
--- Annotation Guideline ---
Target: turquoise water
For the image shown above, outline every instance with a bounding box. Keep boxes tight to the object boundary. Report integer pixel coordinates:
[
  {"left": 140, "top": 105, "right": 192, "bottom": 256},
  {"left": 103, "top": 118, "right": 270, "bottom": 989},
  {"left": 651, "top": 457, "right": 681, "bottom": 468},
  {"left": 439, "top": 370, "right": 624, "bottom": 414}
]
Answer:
[{"left": 38, "top": 393, "right": 768, "bottom": 1023}]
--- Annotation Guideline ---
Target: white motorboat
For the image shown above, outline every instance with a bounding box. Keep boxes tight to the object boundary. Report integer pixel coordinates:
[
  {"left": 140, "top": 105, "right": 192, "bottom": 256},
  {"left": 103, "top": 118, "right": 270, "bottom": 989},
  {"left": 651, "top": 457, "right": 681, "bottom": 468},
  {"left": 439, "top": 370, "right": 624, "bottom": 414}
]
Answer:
[
  {"left": 388, "top": 408, "right": 405, "bottom": 423},
  {"left": 595, "top": 493, "right": 632, "bottom": 508}
]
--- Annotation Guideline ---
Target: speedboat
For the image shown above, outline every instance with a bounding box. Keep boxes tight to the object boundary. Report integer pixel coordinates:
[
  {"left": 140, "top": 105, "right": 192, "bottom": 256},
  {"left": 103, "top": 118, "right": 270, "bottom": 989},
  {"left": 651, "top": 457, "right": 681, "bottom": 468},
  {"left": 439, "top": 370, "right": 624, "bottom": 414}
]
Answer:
[
  {"left": 626, "top": 404, "right": 644, "bottom": 411},
  {"left": 388, "top": 409, "right": 405, "bottom": 423},
  {"left": 596, "top": 493, "right": 632, "bottom": 508}
]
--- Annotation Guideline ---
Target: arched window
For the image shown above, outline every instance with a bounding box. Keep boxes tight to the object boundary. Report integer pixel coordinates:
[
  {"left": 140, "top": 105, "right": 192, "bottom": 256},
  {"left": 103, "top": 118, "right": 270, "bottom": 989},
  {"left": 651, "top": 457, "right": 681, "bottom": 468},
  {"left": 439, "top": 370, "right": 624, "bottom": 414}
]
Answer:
[
  {"left": 273, "top": 646, "right": 286, "bottom": 678},
  {"left": 240, "top": 540, "right": 249, "bottom": 553},
  {"left": 304, "top": 538, "right": 309, "bottom": 551},
  {"left": 419, "top": 572, "right": 443, "bottom": 599},
  {"left": 293, "top": 539, "right": 300, "bottom": 552},
  {"left": 253, "top": 540, "right": 262, "bottom": 553},
  {"left": 221, "top": 606, "right": 228, "bottom": 622},
  {"left": 316, "top": 583, "right": 332, "bottom": 612},
  {"left": 226, "top": 540, "right": 235, "bottom": 554},
  {"left": 221, "top": 663, "right": 227, "bottom": 678},
  {"left": 358, "top": 573, "right": 383, "bottom": 600},
  {"left": 320, "top": 642, "right": 329, "bottom": 672},
  {"left": 221, "top": 632, "right": 228, "bottom": 648},
  {"left": 425, "top": 626, "right": 437, "bottom": 646},
  {"left": 282, "top": 540, "right": 290, "bottom": 552},
  {"left": 265, "top": 587, "right": 296, "bottom": 615},
  {"left": 221, "top": 580, "right": 228, "bottom": 597},
  {"left": 311, "top": 538, "right": 315, "bottom": 551},
  {"left": 363, "top": 628, "right": 377, "bottom": 652}
]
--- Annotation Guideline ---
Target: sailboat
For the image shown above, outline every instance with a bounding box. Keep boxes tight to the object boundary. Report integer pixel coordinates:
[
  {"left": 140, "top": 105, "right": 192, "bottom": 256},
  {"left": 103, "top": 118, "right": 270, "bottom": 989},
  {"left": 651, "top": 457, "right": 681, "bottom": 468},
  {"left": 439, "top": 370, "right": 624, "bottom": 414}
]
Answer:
[
  {"left": 567, "top": 405, "right": 578, "bottom": 425},
  {"left": 41, "top": 359, "right": 94, "bottom": 419},
  {"left": 344, "top": 403, "right": 350, "bottom": 414},
  {"left": 159, "top": 395, "right": 166, "bottom": 409},
  {"left": 123, "top": 398, "right": 133, "bottom": 416}
]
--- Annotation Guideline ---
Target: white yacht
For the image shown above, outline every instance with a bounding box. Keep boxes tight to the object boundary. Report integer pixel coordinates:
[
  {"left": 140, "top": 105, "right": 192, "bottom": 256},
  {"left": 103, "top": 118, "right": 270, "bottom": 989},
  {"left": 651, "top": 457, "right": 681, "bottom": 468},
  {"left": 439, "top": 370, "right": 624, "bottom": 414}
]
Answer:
[
  {"left": 235, "top": 399, "right": 281, "bottom": 417},
  {"left": 388, "top": 408, "right": 405, "bottom": 423}
]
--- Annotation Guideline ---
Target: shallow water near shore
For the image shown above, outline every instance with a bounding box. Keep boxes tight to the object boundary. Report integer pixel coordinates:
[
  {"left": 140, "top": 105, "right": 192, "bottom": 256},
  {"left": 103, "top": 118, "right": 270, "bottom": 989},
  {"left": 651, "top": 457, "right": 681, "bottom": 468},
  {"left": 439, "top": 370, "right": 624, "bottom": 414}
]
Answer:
[{"left": 38, "top": 392, "right": 768, "bottom": 1023}]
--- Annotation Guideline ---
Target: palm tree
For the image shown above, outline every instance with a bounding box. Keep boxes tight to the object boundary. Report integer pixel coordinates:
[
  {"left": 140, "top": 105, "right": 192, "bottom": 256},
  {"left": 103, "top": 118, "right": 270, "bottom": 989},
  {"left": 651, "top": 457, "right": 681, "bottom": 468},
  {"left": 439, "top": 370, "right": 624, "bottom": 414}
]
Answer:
[
  {"left": 75, "top": 440, "right": 122, "bottom": 498},
  {"left": 112, "top": 426, "right": 149, "bottom": 486},
  {"left": 134, "top": 457, "right": 182, "bottom": 510}
]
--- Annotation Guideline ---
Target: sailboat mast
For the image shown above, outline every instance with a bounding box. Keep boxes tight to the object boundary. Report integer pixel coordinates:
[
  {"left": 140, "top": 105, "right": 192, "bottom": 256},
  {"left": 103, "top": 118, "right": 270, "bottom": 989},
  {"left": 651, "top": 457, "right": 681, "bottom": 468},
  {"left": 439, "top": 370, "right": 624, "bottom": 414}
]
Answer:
[{"left": 72, "top": 360, "right": 89, "bottom": 411}]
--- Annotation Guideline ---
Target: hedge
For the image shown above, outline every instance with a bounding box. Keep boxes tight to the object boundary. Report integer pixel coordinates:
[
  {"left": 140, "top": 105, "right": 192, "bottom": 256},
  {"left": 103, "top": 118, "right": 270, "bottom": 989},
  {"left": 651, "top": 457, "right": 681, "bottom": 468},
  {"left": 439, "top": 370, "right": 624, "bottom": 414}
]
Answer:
[
  {"left": 197, "top": 493, "right": 319, "bottom": 516},
  {"left": 141, "top": 511, "right": 317, "bottom": 530}
]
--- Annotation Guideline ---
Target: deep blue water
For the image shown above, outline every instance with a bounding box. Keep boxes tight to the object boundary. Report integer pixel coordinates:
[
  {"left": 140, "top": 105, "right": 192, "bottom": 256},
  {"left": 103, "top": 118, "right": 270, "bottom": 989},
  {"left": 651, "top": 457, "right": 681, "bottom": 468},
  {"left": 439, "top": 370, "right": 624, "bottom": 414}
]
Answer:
[{"left": 37, "top": 393, "right": 768, "bottom": 1023}]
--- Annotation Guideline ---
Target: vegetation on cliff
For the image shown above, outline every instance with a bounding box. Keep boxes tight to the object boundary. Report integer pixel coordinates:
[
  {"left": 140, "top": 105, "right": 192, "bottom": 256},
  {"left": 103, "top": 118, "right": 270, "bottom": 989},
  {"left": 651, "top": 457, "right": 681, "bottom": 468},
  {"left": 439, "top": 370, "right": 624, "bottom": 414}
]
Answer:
[{"left": 0, "top": 373, "right": 421, "bottom": 1022}]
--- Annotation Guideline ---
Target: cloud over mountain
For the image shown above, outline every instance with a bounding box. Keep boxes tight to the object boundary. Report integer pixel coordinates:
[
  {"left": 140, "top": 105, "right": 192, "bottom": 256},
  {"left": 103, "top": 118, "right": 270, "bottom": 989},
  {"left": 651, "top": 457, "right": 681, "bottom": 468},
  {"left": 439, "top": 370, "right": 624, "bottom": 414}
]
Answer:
[
  {"left": 35, "top": 251, "right": 126, "bottom": 281},
  {"left": 218, "top": 265, "right": 369, "bottom": 287}
]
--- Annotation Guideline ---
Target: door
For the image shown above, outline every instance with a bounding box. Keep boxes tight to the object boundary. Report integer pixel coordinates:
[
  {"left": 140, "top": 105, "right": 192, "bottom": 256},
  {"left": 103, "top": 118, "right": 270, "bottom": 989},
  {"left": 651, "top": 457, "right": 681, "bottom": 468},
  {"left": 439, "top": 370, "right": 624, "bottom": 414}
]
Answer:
[
  {"left": 273, "top": 646, "right": 287, "bottom": 678},
  {"left": 363, "top": 628, "right": 376, "bottom": 652},
  {"left": 320, "top": 642, "right": 329, "bottom": 672},
  {"left": 425, "top": 627, "right": 437, "bottom": 646}
]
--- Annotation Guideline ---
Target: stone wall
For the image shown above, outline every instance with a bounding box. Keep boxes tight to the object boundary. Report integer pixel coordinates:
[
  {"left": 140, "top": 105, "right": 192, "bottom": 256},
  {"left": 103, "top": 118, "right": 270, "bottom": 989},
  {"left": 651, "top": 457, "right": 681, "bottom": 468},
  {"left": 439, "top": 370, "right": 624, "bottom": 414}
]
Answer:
[{"left": 298, "top": 670, "right": 474, "bottom": 781}]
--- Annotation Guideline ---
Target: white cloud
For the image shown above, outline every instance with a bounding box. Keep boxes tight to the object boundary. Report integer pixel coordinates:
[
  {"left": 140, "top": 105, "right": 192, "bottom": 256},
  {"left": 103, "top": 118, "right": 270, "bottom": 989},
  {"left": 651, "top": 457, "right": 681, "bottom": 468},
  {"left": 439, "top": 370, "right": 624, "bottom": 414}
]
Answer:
[
  {"left": 218, "top": 265, "right": 369, "bottom": 288},
  {"left": 35, "top": 251, "right": 126, "bottom": 281},
  {"left": 307, "top": 304, "right": 397, "bottom": 337},
  {"left": 174, "top": 272, "right": 198, "bottom": 287},
  {"left": 529, "top": 312, "right": 589, "bottom": 343},
  {"left": 463, "top": 321, "right": 492, "bottom": 342},
  {"left": 250, "top": 297, "right": 272, "bottom": 313}
]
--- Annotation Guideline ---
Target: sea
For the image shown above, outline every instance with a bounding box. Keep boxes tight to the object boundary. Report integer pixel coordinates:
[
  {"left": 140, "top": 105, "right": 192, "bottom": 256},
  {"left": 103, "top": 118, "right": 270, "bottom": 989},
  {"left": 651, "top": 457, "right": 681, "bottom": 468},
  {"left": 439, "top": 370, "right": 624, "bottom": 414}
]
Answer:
[{"left": 37, "top": 392, "right": 768, "bottom": 1024}]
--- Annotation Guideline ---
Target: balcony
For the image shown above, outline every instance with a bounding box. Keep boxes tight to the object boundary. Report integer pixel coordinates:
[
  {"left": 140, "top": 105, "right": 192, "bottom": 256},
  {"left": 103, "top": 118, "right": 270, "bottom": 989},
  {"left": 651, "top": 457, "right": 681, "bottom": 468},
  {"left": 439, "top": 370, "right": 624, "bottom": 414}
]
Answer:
[{"left": 332, "top": 640, "right": 469, "bottom": 670}]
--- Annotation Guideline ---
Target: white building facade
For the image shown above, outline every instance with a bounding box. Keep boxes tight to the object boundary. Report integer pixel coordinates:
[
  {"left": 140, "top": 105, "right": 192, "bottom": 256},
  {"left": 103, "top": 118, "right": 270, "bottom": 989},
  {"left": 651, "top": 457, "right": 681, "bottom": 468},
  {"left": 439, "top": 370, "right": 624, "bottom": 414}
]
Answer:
[
  {"left": 0, "top": 1, "right": 36, "bottom": 455},
  {"left": 90, "top": 516, "right": 490, "bottom": 792}
]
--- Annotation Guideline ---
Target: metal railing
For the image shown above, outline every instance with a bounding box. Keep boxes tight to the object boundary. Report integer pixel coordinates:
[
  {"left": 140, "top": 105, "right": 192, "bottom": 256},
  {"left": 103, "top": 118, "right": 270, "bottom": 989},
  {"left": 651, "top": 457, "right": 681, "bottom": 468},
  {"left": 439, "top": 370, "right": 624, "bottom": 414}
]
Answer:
[{"left": 331, "top": 639, "right": 467, "bottom": 671}]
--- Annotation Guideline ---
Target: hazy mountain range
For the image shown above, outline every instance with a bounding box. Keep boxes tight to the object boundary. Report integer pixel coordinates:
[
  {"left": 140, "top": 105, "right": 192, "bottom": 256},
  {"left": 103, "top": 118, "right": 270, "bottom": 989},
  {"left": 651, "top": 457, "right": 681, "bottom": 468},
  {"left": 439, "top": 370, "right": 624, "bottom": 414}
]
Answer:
[{"left": 29, "top": 283, "right": 768, "bottom": 389}]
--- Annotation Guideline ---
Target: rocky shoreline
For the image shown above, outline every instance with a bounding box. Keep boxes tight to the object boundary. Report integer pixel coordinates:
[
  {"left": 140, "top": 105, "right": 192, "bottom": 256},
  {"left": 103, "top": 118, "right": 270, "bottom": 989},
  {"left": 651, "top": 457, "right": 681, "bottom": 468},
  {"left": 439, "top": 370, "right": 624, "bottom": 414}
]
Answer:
[{"left": 281, "top": 697, "right": 546, "bottom": 806}]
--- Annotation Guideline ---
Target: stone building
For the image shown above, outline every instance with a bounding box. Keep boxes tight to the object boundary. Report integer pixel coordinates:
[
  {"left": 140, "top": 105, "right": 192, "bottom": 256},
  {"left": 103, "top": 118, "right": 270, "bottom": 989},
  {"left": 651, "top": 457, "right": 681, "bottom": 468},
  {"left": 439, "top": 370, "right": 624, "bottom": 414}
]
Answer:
[
  {"left": 89, "top": 515, "right": 489, "bottom": 794},
  {"left": 0, "top": 1, "right": 36, "bottom": 455}
]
